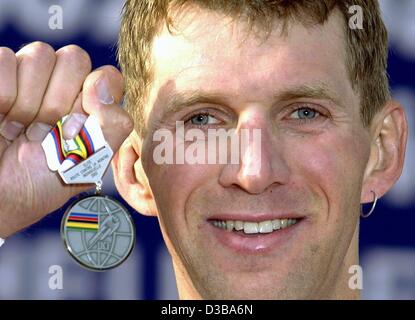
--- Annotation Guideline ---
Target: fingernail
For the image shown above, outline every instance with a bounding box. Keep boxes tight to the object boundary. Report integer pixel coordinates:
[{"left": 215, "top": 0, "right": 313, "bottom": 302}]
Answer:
[
  {"left": 95, "top": 75, "right": 115, "bottom": 105},
  {"left": 26, "top": 122, "right": 52, "bottom": 142},
  {"left": 0, "top": 120, "right": 25, "bottom": 141},
  {"left": 62, "top": 113, "right": 88, "bottom": 140}
]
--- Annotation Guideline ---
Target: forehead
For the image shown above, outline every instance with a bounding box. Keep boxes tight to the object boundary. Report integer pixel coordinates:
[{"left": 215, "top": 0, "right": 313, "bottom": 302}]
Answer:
[{"left": 146, "top": 7, "right": 356, "bottom": 119}]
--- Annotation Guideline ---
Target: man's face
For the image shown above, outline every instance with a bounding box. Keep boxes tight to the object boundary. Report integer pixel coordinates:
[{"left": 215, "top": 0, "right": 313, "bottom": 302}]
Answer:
[{"left": 139, "top": 8, "right": 371, "bottom": 299}]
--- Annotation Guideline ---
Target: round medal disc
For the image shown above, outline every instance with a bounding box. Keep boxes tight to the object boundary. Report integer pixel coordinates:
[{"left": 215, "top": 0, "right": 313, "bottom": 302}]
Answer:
[{"left": 61, "top": 195, "right": 135, "bottom": 271}]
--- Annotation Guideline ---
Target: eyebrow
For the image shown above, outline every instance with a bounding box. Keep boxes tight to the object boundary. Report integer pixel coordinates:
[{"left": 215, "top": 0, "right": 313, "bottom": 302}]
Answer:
[
  {"left": 162, "top": 83, "right": 344, "bottom": 117},
  {"left": 274, "top": 83, "right": 345, "bottom": 108},
  {"left": 162, "top": 91, "right": 227, "bottom": 117}
]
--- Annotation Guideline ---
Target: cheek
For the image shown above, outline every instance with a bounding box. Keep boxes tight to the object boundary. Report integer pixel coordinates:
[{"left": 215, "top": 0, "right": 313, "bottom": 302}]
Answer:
[
  {"left": 146, "top": 157, "right": 218, "bottom": 228},
  {"left": 283, "top": 129, "right": 369, "bottom": 216}
]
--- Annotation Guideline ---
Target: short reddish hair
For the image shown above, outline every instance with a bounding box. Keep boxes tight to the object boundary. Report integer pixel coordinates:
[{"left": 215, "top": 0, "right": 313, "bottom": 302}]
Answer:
[{"left": 118, "top": 0, "right": 389, "bottom": 136}]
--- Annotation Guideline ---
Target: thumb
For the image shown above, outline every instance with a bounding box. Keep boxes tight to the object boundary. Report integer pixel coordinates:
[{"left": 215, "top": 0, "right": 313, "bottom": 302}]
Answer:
[{"left": 80, "top": 65, "right": 134, "bottom": 152}]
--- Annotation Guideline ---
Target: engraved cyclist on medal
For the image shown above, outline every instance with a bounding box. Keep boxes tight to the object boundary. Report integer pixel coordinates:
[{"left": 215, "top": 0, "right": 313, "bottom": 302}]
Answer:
[{"left": 42, "top": 114, "right": 135, "bottom": 271}]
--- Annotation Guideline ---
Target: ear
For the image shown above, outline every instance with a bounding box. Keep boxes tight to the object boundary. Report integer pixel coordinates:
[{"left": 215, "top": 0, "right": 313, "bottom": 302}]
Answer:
[
  {"left": 112, "top": 130, "right": 158, "bottom": 217},
  {"left": 361, "top": 100, "right": 408, "bottom": 203}
]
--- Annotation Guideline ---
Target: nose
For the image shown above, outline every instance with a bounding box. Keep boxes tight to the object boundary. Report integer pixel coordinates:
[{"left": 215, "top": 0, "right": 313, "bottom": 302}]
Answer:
[{"left": 218, "top": 110, "right": 290, "bottom": 194}]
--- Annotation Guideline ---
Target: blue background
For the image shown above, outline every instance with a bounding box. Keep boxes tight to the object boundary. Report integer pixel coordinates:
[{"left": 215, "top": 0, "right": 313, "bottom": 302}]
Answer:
[{"left": 0, "top": 0, "right": 414, "bottom": 299}]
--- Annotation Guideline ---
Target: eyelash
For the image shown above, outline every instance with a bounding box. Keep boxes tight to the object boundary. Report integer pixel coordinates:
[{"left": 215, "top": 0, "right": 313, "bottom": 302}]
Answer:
[
  {"left": 183, "top": 105, "right": 328, "bottom": 128},
  {"left": 184, "top": 111, "right": 221, "bottom": 128},
  {"left": 285, "top": 105, "right": 328, "bottom": 126}
]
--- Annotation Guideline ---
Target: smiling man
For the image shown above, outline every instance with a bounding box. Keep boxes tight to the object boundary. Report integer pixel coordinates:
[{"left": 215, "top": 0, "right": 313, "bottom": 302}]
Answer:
[
  {"left": 0, "top": 0, "right": 408, "bottom": 300},
  {"left": 113, "top": 0, "right": 407, "bottom": 299}
]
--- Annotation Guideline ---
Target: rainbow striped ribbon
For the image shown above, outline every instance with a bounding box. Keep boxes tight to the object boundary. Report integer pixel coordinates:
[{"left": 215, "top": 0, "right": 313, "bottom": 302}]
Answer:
[{"left": 50, "top": 119, "right": 95, "bottom": 166}]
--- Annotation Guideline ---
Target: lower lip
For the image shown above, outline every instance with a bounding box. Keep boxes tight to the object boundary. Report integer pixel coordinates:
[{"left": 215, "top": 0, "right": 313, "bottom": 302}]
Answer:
[{"left": 207, "top": 220, "right": 304, "bottom": 254}]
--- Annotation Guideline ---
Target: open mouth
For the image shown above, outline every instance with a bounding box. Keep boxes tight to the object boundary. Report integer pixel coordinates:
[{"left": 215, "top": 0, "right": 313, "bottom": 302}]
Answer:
[
  {"left": 206, "top": 216, "right": 304, "bottom": 253},
  {"left": 209, "top": 218, "right": 299, "bottom": 234}
]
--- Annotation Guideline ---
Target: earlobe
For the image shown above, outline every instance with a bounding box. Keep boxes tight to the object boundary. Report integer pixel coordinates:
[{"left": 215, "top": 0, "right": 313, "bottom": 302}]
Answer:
[
  {"left": 112, "top": 132, "right": 158, "bottom": 217},
  {"left": 361, "top": 100, "right": 408, "bottom": 203}
]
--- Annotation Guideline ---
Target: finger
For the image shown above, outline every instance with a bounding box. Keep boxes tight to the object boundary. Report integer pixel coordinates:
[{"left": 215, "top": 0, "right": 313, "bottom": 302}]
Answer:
[
  {"left": 34, "top": 45, "right": 91, "bottom": 125},
  {"left": 1, "top": 42, "right": 56, "bottom": 141},
  {"left": 0, "top": 47, "right": 17, "bottom": 152},
  {"left": 0, "top": 47, "right": 17, "bottom": 118},
  {"left": 61, "top": 93, "right": 88, "bottom": 140},
  {"left": 25, "top": 122, "right": 53, "bottom": 142},
  {"left": 81, "top": 66, "right": 133, "bottom": 152}
]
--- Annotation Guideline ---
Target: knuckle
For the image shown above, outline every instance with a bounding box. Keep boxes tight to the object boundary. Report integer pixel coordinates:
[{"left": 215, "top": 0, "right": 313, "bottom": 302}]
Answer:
[
  {"left": 20, "top": 41, "right": 56, "bottom": 64},
  {"left": 120, "top": 113, "right": 134, "bottom": 133},
  {"left": 0, "top": 47, "right": 16, "bottom": 60},
  {"left": 28, "top": 41, "right": 55, "bottom": 57},
  {"left": 111, "top": 110, "right": 134, "bottom": 134},
  {"left": 56, "top": 45, "right": 92, "bottom": 71}
]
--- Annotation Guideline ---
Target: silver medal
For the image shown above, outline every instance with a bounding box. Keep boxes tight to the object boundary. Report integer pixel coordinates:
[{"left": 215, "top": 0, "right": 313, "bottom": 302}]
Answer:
[
  {"left": 61, "top": 194, "right": 135, "bottom": 271},
  {"left": 42, "top": 115, "right": 136, "bottom": 271}
]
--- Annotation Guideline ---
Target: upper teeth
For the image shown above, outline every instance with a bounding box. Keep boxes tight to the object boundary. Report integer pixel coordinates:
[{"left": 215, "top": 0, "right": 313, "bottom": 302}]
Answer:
[{"left": 211, "top": 219, "right": 297, "bottom": 234}]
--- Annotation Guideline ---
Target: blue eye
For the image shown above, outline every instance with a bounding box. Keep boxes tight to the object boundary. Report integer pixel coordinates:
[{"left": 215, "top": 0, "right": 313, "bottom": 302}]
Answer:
[
  {"left": 290, "top": 107, "right": 319, "bottom": 120},
  {"left": 189, "top": 114, "right": 219, "bottom": 126}
]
